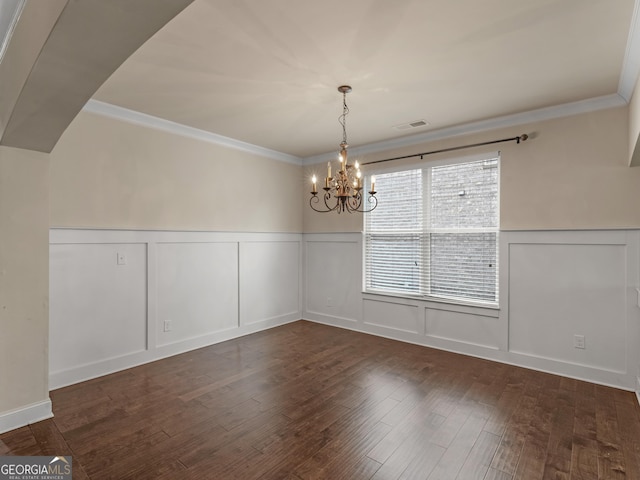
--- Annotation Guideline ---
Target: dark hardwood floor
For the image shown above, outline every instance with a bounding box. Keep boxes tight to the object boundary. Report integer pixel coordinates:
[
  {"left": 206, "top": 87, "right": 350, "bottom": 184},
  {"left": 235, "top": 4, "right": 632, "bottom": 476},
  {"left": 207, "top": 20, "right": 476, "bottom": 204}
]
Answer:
[{"left": 1, "top": 320, "right": 639, "bottom": 479}]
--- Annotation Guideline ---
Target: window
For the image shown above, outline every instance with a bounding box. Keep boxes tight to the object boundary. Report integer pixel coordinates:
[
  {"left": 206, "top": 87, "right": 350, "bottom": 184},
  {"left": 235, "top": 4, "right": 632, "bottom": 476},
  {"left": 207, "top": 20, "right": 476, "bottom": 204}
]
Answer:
[{"left": 364, "top": 153, "right": 499, "bottom": 305}]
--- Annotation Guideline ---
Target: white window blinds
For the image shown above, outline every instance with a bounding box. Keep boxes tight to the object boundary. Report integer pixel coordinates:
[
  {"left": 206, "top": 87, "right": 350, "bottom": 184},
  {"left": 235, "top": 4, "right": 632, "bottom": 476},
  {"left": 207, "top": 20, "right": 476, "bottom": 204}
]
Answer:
[
  {"left": 364, "top": 155, "right": 499, "bottom": 305},
  {"left": 365, "top": 170, "right": 423, "bottom": 294}
]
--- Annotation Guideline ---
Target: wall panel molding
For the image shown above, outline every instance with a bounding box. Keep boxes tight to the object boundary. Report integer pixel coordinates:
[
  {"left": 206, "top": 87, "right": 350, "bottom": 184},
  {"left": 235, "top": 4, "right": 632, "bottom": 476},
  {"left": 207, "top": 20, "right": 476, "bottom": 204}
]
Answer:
[
  {"left": 49, "top": 228, "right": 302, "bottom": 389},
  {"left": 50, "top": 229, "right": 640, "bottom": 393},
  {"left": 303, "top": 230, "right": 640, "bottom": 391}
]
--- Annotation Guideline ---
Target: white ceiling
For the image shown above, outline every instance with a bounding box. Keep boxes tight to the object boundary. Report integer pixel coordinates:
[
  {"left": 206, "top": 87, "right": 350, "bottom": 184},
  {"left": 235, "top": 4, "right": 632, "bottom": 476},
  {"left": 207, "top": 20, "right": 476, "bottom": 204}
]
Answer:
[{"left": 92, "top": 0, "right": 638, "bottom": 159}]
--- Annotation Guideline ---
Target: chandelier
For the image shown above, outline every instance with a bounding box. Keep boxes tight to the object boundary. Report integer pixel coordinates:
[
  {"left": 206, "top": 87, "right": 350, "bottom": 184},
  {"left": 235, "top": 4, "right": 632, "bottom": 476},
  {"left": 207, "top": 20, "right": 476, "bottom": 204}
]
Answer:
[{"left": 310, "top": 85, "right": 378, "bottom": 213}]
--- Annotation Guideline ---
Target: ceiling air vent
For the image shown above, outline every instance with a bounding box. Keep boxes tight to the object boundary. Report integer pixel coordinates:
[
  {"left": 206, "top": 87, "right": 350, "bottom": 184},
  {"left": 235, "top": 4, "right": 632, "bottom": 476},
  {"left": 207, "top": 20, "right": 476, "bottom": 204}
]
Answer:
[{"left": 393, "top": 119, "right": 430, "bottom": 131}]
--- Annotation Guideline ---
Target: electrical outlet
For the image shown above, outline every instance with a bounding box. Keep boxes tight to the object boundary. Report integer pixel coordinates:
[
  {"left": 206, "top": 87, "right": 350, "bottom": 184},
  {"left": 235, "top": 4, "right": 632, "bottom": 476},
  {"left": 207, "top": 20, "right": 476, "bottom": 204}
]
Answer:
[
  {"left": 326, "top": 297, "right": 333, "bottom": 307},
  {"left": 117, "top": 252, "right": 126, "bottom": 265},
  {"left": 163, "top": 320, "right": 172, "bottom": 332},
  {"left": 574, "top": 334, "right": 585, "bottom": 349}
]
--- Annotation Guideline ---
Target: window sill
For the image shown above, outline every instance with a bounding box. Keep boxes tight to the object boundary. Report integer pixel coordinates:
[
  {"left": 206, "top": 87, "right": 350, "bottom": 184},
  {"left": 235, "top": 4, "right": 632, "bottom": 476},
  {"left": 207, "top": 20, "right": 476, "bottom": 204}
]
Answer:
[{"left": 362, "top": 290, "right": 500, "bottom": 313}]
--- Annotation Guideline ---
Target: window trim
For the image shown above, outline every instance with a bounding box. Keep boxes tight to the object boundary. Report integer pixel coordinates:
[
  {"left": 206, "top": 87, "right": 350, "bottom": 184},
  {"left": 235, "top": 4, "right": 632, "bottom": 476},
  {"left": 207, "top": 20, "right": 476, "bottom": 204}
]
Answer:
[
  {"left": 361, "top": 289, "right": 501, "bottom": 311},
  {"left": 363, "top": 151, "right": 500, "bottom": 307}
]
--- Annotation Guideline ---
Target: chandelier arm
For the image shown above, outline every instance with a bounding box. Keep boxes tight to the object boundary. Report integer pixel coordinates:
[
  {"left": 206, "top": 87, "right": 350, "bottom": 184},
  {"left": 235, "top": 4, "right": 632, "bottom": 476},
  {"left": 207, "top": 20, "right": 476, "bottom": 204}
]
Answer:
[
  {"left": 346, "top": 194, "right": 362, "bottom": 212},
  {"left": 324, "top": 190, "right": 337, "bottom": 211},
  {"left": 309, "top": 195, "right": 322, "bottom": 212},
  {"left": 361, "top": 194, "right": 378, "bottom": 213},
  {"left": 309, "top": 193, "right": 338, "bottom": 213},
  {"left": 345, "top": 192, "right": 378, "bottom": 213}
]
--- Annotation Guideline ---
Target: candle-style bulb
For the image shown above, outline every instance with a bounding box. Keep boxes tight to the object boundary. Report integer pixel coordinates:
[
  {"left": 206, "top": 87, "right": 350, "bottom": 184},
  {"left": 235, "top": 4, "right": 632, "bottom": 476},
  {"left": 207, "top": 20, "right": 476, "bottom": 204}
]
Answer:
[{"left": 339, "top": 144, "right": 348, "bottom": 169}]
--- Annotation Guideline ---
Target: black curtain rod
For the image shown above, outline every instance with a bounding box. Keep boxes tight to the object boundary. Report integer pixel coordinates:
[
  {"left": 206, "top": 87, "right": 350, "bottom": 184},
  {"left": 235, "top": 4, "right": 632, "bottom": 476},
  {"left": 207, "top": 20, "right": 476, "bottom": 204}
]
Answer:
[{"left": 362, "top": 133, "right": 529, "bottom": 166}]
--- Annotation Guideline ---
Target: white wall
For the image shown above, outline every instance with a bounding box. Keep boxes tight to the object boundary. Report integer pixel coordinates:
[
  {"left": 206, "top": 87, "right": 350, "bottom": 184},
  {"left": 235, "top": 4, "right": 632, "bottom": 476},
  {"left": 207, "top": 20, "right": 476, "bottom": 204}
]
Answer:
[
  {"left": 0, "top": 147, "right": 51, "bottom": 434},
  {"left": 49, "top": 229, "right": 301, "bottom": 389},
  {"left": 303, "top": 231, "right": 640, "bottom": 391}
]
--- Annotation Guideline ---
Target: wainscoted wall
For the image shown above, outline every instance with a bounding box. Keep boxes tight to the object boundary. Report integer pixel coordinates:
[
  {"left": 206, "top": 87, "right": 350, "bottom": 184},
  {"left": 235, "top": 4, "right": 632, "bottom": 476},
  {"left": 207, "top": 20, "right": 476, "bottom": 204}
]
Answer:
[
  {"left": 303, "top": 231, "right": 640, "bottom": 391},
  {"left": 50, "top": 228, "right": 640, "bottom": 393},
  {"left": 49, "top": 229, "right": 302, "bottom": 389},
  {"left": 502, "top": 231, "right": 635, "bottom": 387}
]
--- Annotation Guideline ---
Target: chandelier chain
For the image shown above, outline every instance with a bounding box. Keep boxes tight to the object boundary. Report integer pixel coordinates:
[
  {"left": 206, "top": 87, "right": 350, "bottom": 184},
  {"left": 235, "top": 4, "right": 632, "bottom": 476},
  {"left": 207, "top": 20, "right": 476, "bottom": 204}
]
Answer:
[{"left": 339, "top": 91, "right": 349, "bottom": 146}]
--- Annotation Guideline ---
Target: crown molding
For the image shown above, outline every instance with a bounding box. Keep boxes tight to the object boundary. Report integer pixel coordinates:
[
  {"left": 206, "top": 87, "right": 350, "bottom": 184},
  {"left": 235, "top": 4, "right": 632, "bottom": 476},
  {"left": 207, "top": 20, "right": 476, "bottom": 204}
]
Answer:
[
  {"left": 82, "top": 99, "right": 302, "bottom": 165},
  {"left": 306, "top": 0, "right": 640, "bottom": 165},
  {"left": 87, "top": 92, "right": 627, "bottom": 169},
  {"left": 619, "top": 0, "right": 640, "bottom": 101},
  {"left": 86, "top": 0, "right": 640, "bottom": 169},
  {"left": 302, "top": 94, "right": 627, "bottom": 165}
]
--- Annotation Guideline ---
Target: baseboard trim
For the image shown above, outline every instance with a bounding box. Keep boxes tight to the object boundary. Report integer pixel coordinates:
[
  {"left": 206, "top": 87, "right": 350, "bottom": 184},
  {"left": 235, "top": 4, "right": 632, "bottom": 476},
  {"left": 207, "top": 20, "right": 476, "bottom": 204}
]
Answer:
[
  {"left": 303, "top": 315, "right": 636, "bottom": 392},
  {"left": 50, "top": 315, "right": 300, "bottom": 390},
  {"left": 0, "top": 399, "right": 53, "bottom": 434}
]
